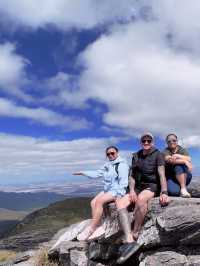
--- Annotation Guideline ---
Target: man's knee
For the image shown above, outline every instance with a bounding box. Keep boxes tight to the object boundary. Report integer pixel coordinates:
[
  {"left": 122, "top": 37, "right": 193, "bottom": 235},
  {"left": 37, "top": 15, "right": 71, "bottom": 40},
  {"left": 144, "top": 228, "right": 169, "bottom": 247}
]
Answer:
[{"left": 136, "top": 195, "right": 148, "bottom": 208}]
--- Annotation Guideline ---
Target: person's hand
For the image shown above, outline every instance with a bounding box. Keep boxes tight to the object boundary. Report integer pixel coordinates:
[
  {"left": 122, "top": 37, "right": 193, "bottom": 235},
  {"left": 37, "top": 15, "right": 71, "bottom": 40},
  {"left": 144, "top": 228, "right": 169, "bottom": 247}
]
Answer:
[
  {"left": 185, "top": 161, "right": 193, "bottom": 172},
  {"left": 129, "top": 189, "right": 138, "bottom": 203},
  {"left": 172, "top": 154, "right": 181, "bottom": 160},
  {"left": 165, "top": 155, "right": 173, "bottom": 163},
  {"left": 73, "top": 172, "right": 84, "bottom": 176},
  {"left": 170, "top": 155, "right": 178, "bottom": 163},
  {"left": 159, "top": 193, "right": 170, "bottom": 207}
]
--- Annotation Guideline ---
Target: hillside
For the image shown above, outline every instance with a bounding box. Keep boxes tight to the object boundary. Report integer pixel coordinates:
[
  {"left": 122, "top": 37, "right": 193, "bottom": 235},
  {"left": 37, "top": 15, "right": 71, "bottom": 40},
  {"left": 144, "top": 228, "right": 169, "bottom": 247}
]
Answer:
[
  {"left": 0, "top": 197, "right": 91, "bottom": 251},
  {"left": 0, "top": 209, "right": 28, "bottom": 238},
  {"left": 0, "top": 209, "right": 27, "bottom": 221}
]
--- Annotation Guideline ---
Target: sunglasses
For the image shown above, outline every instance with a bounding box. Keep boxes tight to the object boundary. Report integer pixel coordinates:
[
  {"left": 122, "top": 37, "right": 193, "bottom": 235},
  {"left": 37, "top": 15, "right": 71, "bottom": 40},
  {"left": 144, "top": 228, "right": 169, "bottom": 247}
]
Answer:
[
  {"left": 141, "top": 139, "right": 152, "bottom": 144},
  {"left": 106, "top": 151, "right": 116, "bottom": 156},
  {"left": 167, "top": 139, "right": 177, "bottom": 144}
]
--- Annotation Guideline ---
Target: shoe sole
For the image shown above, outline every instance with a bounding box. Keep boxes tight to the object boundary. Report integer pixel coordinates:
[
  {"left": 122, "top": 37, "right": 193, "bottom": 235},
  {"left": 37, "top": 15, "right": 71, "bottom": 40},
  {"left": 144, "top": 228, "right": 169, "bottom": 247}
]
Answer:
[
  {"left": 180, "top": 194, "right": 191, "bottom": 198},
  {"left": 117, "top": 244, "right": 142, "bottom": 264}
]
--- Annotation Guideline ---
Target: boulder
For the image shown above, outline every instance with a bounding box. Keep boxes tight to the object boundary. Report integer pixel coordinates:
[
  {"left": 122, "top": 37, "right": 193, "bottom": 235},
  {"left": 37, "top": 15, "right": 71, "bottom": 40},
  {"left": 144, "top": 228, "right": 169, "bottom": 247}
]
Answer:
[
  {"left": 139, "top": 250, "right": 188, "bottom": 266},
  {"left": 188, "top": 182, "right": 200, "bottom": 198},
  {"left": 48, "top": 194, "right": 200, "bottom": 266}
]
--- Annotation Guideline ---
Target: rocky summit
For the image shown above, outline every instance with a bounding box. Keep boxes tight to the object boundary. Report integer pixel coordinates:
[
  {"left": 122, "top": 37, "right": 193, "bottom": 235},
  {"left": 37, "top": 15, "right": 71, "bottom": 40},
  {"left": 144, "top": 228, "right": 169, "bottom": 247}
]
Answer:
[
  {"left": 48, "top": 182, "right": 200, "bottom": 266},
  {"left": 1, "top": 182, "right": 200, "bottom": 265}
]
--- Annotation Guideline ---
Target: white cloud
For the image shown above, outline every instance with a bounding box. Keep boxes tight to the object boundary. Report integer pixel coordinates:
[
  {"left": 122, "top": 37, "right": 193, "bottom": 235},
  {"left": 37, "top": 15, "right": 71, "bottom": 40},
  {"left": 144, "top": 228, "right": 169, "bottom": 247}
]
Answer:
[
  {"left": 1, "top": 1, "right": 200, "bottom": 145},
  {"left": 0, "top": 43, "right": 31, "bottom": 100},
  {"left": 150, "top": 0, "right": 200, "bottom": 54},
  {"left": 0, "top": 133, "right": 125, "bottom": 182},
  {"left": 76, "top": 7, "right": 200, "bottom": 141},
  {"left": 40, "top": 72, "right": 87, "bottom": 109},
  {"left": 0, "top": 0, "right": 136, "bottom": 30},
  {"left": 0, "top": 98, "right": 90, "bottom": 130}
]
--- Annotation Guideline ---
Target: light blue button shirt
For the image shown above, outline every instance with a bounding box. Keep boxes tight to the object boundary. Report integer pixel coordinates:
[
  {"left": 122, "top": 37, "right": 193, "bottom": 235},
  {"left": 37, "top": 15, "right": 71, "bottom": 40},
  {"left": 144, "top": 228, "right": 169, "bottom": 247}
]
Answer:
[{"left": 82, "top": 156, "right": 129, "bottom": 197}]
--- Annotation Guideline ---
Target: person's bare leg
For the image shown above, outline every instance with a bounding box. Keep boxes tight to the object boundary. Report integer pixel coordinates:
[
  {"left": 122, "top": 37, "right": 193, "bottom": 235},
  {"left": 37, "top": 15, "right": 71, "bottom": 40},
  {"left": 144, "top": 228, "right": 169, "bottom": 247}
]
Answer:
[
  {"left": 77, "top": 192, "right": 114, "bottom": 241},
  {"left": 176, "top": 173, "right": 187, "bottom": 189},
  {"left": 90, "top": 191, "right": 105, "bottom": 218},
  {"left": 116, "top": 194, "right": 134, "bottom": 243},
  {"left": 173, "top": 165, "right": 191, "bottom": 197},
  {"left": 132, "top": 190, "right": 154, "bottom": 240},
  {"left": 90, "top": 192, "right": 115, "bottom": 230}
]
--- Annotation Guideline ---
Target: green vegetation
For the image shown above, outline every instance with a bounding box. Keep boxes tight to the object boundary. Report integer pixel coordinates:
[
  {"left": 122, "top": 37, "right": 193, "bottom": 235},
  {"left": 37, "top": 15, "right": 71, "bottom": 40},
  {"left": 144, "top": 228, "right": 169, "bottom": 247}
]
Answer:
[
  {"left": 0, "top": 209, "right": 28, "bottom": 237},
  {"left": 8, "top": 197, "right": 91, "bottom": 236}
]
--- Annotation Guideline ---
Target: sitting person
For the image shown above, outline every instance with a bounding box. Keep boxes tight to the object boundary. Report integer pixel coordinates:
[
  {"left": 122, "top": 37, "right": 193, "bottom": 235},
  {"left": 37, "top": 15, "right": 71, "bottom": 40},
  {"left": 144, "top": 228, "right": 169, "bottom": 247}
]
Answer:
[
  {"left": 163, "top": 133, "right": 192, "bottom": 197},
  {"left": 116, "top": 133, "right": 170, "bottom": 264},
  {"left": 73, "top": 146, "right": 129, "bottom": 241}
]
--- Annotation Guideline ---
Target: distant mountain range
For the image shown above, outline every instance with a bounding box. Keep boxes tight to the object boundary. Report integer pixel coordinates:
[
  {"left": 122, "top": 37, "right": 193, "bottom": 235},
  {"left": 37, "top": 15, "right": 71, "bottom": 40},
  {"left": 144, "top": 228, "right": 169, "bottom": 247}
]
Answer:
[
  {"left": 0, "top": 180, "right": 103, "bottom": 195},
  {"left": 0, "top": 191, "right": 67, "bottom": 211}
]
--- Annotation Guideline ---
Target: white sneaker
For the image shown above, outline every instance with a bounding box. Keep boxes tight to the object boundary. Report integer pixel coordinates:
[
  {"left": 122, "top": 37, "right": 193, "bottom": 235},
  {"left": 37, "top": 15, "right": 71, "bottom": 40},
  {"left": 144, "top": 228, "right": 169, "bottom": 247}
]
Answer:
[
  {"left": 77, "top": 226, "right": 94, "bottom": 241},
  {"left": 180, "top": 188, "right": 191, "bottom": 198}
]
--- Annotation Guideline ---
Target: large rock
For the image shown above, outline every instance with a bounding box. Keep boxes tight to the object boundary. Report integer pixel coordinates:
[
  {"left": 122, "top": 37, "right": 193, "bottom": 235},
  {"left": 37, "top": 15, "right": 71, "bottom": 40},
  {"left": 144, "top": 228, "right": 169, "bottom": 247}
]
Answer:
[
  {"left": 50, "top": 220, "right": 91, "bottom": 251},
  {"left": 188, "top": 182, "right": 200, "bottom": 198},
  {"left": 48, "top": 194, "right": 200, "bottom": 266},
  {"left": 139, "top": 250, "right": 188, "bottom": 266},
  {"left": 138, "top": 197, "right": 200, "bottom": 247},
  {"left": 139, "top": 246, "right": 200, "bottom": 266}
]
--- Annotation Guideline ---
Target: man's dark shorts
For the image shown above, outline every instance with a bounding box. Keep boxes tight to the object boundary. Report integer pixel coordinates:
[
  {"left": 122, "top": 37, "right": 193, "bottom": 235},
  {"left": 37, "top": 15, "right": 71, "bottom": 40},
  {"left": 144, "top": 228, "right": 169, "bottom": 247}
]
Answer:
[{"left": 135, "top": 182, "right": 158, "bottom": 195}]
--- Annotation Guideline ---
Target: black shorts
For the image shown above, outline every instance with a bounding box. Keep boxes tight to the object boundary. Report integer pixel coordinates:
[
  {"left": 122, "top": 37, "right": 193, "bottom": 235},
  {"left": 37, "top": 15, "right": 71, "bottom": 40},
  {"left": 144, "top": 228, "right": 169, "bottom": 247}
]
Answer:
[{"left": 135, "top": 182, "right": 159, "bottom": 195}]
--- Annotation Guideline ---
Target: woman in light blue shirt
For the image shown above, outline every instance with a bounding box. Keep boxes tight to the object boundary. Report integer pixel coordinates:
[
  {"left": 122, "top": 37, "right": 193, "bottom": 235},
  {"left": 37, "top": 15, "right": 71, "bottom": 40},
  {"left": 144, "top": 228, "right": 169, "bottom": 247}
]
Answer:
[{"left": 73, "top": 146, "right": 129, "bottom": 241}]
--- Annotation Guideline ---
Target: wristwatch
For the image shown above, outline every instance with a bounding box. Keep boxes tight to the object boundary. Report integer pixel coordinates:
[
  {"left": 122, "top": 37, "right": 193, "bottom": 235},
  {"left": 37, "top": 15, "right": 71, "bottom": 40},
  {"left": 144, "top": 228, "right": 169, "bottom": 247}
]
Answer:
[{"left": 161, "top": 190, "right": 168, "bottom": 196}]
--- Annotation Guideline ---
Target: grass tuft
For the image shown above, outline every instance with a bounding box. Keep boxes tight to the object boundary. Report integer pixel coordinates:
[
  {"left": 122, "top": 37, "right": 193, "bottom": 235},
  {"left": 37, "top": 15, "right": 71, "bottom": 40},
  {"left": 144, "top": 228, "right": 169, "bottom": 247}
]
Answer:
[
  {"left": 34, "top": 248, "right": 58, "bottom": 266},
  {"left": 0, "top": 250, "right": 16, "bottom": 262}
]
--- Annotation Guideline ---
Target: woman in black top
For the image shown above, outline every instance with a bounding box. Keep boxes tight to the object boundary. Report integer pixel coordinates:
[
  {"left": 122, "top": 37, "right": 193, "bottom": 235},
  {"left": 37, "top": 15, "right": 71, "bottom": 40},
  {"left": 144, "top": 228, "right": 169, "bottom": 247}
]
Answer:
[{"left": 116, "top": 133, "right": 170, "bottom": 264}]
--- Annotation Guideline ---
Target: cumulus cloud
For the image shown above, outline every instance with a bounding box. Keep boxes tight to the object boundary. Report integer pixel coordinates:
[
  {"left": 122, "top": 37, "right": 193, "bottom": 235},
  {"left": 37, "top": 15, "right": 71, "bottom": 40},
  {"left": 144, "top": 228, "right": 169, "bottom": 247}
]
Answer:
[
  {"left": 40, "top": 72, "right": 87, "bottom": 109},
  {"left": 0, "top": 98, "right": 90, "bottom": 130},
  {"left": 150, "top": 0, "right": 200, "bottom": 54},
  {"left": 76, "top": 3, "right": 200, "bottom": 141},
  {"left": 0, "top": 133, "right": 125, "bottom": 181},
  {"left": 1, "top": 1, "right": 200, "bottom": 144},
  {"left": 0, "top": 43, "right": 31, "bottom": 100},
  {"left": 0, "top": 0, "right": 136, "bottom": 30}
]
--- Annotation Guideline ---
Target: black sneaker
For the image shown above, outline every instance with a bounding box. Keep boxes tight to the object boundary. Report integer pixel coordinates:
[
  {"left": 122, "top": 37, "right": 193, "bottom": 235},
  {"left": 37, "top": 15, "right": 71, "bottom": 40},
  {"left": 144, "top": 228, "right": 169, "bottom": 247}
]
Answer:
[
  {"left": 118, "top": 243, "right": 131, "bottom": 255},
  {"left": 117, "top": 242, "right": 141, "bottom": 264}
]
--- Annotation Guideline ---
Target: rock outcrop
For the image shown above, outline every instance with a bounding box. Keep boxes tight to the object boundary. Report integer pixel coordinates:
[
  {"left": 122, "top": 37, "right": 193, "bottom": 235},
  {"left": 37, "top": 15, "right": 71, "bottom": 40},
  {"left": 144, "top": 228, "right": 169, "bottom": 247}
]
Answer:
[
  {"left": 48, "top": 183, "right": 200, "bottom": 266},
  {"left": 1, "top": 182, "right": 200, "bottom": 265}
]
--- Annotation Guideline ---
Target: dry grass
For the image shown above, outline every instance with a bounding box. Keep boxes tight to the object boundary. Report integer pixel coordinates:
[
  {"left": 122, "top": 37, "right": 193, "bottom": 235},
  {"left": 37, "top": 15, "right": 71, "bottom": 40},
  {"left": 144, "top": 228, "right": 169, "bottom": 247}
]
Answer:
[
  {"left": 34, "top": 248, "right": 58, "bottom": 266},
  {"left": 0, "top": 250, "right": 16, "bottom": 262}
]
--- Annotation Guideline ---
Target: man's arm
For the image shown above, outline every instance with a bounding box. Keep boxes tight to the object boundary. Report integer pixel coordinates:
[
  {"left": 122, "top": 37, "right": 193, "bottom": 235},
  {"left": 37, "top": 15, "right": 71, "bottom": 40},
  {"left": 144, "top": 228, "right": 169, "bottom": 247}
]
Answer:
[
  {"left": 129, "top": 176, "right": 135, "bottom": 190},
  {"left": 166, "top": 155, "right": 193, "bottom": 172},
  {"left": 129, "top": 176, "right": 138, "bottom": 202},
  {"left": 172, "top": 153, "right": 191, "bottom": 161},
  {"left": 158, "top": 165, "right": 170, "bottom": 206},
  {"left": 158, "top": 165, "right": 167, "bottom": 193}
]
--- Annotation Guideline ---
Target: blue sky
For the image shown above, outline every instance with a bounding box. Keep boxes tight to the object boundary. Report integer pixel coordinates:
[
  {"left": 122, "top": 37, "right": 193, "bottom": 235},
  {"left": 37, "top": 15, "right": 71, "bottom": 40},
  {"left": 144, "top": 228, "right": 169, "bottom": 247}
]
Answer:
[{"left": 0, "top": 1, "right": 200, "bottom": 185}]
